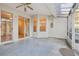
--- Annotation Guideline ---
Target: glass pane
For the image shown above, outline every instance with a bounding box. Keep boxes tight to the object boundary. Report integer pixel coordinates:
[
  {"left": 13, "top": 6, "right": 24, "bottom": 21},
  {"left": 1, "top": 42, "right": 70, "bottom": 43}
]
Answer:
[
  {"left": 18, "top": 16, "right": 24, "bottom": 38},
  {"left": 6, "top": 22, "right": 12, "bottom": 41},
  {"left": 75, "top": 8, "right": 79, "bottom": 43},
  {"left": 1, "top": 22, "right": 6, "bottom": 42},
  {"left": 1, "top": 22, "right": 12, "bottom": 42},
  {"left": 75, "top": 9, "right": 79, "bottom": 33},
  {"left": 40, "top": 16, "right": 46, "bottom": 32},
  {"left": 33, "top": 16, "right": 37, "bottom": 32},
  {"left": 40, "top": 23, "right": 46, "bottom": 31},
  {"left": 1, "top": 11, "right": 13, "bottom": 21}
]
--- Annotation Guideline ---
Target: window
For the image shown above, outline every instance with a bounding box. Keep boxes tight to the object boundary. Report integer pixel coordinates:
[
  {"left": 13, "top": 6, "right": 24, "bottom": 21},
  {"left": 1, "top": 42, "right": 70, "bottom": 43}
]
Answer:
[
  {"left": 40, "top": 16, "right": 46, "bottom": 32},
  {"left": 75, "top": 9, "right": 79, "bottom": 33},
  {"left": 1, "top": 11, "right": 13, "bottom": 20}
]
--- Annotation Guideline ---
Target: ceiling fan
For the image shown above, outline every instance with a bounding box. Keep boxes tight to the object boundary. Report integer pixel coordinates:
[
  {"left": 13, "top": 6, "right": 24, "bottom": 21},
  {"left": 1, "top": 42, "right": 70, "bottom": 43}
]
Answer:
[{"left": 16, "top": 3, "right": 33, "bottom": 12}]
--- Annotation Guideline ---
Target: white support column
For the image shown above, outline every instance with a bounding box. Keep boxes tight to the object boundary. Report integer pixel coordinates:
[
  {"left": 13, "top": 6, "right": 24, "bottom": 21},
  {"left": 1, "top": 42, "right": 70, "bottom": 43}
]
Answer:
[
  {"left": 30, "top": 16, "right": 34, "bottom": 37},
  {"left": 29, "top": 17, "right": 31, "bottom": 37},
  {"left": 12, "top": 15, "right": 18, "bottom": 42},
  {"left": 72, "top": 9, "right": 76, "bottom": 49},
  {"left": 27, "top": 17, "right": 31, "bottom": 37},
  {"left": 37, "top": 15, "right": 40, "bottom": 38},
  {"left": 46, "top": 16, "right": 49, "bottom": 38},
  {"left": 29, "top": 16, "right": 32, "bottom": 37},
  {"left": 24, "top": 17, "right": 26, "bottom": 38}
]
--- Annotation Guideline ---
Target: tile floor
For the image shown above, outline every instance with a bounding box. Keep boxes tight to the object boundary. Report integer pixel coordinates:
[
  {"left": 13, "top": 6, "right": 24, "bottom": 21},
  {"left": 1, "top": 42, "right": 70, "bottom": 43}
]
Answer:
[{"left": 0, "top": 38, "right": 68, "bottom": 56}]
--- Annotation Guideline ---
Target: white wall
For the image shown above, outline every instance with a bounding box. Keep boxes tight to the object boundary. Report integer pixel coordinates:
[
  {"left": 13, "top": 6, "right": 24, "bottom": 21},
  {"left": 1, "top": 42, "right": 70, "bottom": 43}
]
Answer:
[
  {"left": 12, "top": 15, "right": 18, "bottom": 42},
  {"left": 48, "top": 16, "right": 67, "bottom": 39}
]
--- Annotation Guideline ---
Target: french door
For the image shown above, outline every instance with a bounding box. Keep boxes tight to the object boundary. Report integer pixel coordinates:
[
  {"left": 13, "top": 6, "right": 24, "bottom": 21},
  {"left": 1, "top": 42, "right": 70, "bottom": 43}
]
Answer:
[
  {"left": 0, "top": 11, "right": 13, "bottom": 43},
  {"left": 18, "top": 16, "right": 24, "bottom": 39},
  {"left": 18, "top": 16, "right": 30, "bottom": 39},
  {"left": 1, "top": 21, "right": 12, "bottom": 42}
]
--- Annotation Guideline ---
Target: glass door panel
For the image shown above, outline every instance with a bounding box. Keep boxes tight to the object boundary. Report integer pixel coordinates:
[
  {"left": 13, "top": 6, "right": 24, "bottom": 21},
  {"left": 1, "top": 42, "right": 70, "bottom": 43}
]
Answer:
[
  {"left": 1, "top": 21, "right": 12, "bottom": 42},
  {"left": 40, "top": 16, "right": 46, "bottom": 32},
  {"left": 33, "top": 16, "right": 37, "bottom": 32},
  {"left": 18, "top": 16, "right": 24, "bottom": 38},
  {"left": 6, "top": 22, "right": 12, "bottom": 41},
  {"left": 1, "top": 11, "right": 12, "bottom": 20},
  {"left": 1, "top": 22, "right": 6, "bottom": 42}
]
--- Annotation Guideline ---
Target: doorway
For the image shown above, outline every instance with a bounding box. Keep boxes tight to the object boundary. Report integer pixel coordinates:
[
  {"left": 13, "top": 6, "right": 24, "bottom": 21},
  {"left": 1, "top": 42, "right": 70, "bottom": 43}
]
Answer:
[{"left": 18, "top": 16, "right": 30, "bottom": 40}]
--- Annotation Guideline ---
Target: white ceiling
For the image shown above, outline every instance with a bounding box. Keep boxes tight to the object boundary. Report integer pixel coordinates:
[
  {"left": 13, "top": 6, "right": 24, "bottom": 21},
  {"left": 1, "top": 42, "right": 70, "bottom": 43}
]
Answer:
[
  {"left": 2, "top": 3, "right": 73, "bottom": 17},
  {"left": 2, "top": 3, "right": 58, "bottom": 16}
]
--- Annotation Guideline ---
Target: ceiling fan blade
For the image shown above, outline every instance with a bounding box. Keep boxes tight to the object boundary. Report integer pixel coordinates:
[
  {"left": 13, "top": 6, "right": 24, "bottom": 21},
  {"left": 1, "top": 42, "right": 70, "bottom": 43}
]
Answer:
[
  {"left": 27, "top": 5, "right": 33, "bottom": 10},
  {"left": 16, "top": 4, "right": 23, "bottom": 8}
]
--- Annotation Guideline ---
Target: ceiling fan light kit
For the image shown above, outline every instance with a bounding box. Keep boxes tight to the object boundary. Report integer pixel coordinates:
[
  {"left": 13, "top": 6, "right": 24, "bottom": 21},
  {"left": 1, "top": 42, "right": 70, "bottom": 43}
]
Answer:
[{"left": 16, "top": 3, "right": 33, "bottom": 12}]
